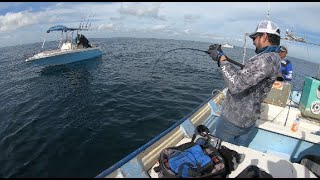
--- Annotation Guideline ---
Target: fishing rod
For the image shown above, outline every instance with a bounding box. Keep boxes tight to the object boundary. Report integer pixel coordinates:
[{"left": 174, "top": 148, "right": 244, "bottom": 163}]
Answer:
[{"left": 150, "top": 46, "right": 245, "bottom": 80}]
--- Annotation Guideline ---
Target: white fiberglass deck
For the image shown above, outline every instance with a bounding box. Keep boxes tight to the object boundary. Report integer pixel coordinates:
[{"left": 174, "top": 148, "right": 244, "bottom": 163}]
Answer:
[
  {"left": 148, "top": 137, "right": 317, "bottom": 178},
  {"left": 260, "top": 101, "right": 320, "bottom": 144}
]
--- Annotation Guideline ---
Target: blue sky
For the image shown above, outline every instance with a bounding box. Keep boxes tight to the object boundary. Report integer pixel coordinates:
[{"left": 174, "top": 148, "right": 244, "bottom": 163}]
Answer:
[{"left": 1, "top": 2, "right": 320, "bottom": 63}]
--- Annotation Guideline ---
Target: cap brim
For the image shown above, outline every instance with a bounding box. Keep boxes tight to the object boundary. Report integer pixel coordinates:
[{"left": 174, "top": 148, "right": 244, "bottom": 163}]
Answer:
[
  {"left": 280, "top": 46, "right": 288, "bottom": 52},
  {"left": 249, "top": 32, "right": 259, "bottom": 39}
]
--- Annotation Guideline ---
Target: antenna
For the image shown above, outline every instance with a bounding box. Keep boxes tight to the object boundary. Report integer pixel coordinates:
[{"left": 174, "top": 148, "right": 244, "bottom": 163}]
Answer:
[
  {"left": 89, "top": 13, "right": 96, "bottom": 29},
  {"left": 79, "top": 15, "right": 85, "bottom": 29},
  {"left": 85, "top": 13, "right": 93, "bottom": 28},
  {"left": 81, "top": 14, "right": 88, "bottom": 29},
  {"left": 267, "top": 2, "right": 270, "bottom": 20},
  {"left": 242, "top": 33, "right": 248, "bottom": 64}
]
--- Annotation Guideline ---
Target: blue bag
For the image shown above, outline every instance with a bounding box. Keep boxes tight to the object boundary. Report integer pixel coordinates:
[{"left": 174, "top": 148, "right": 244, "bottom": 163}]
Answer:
[
  {"left": 154, "top": 125, "right": 227, "bottom": 178},
  {"left": 168, "top": 144, "right": 212, "bottom": 177}
]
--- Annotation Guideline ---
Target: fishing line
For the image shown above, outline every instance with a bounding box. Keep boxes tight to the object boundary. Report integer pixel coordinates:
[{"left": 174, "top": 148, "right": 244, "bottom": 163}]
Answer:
[
  {"left": 150, "top": 47, "right": 245, "bottom": 82},
  {"left": 150, "top": 48, "right": 208, "bottom": 81}
]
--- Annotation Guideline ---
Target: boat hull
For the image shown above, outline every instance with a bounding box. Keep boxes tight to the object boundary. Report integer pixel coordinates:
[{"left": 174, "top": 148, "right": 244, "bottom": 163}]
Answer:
[
  {"left": 96, "top": 86, "right": 320, "bottom": 178},
  {"left": 222, "top": 45, "right": 234, "bottom": 48},
  {"left": 25, "top": 47, "right": 103, "bottom": 66}
]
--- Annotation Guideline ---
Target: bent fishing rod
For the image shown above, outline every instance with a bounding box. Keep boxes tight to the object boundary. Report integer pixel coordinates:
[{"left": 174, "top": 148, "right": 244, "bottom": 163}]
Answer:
[{"left": 151, "top": 46, "right": 245, "bottom": 80}]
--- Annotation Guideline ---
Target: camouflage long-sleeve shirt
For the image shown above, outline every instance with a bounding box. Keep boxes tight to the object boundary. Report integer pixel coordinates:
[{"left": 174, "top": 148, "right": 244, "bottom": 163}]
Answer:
[{"left": 219, "top": 51, "right": 281, "bottom": 128}]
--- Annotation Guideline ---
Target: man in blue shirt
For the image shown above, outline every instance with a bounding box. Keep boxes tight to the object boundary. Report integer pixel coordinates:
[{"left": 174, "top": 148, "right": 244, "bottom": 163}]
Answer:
[{"left": 277, "top": 45, "right": 293, "bottom": 81}]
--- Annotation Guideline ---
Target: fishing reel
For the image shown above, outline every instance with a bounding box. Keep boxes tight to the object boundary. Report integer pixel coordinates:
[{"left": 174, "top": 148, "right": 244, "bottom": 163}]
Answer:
[
  {"left": 192, "top": 125, "right": 221, "bottom": 149},
  {"left": 207, "top": 44, "right": 222, "bottom": 53},
  {"left": 207, "top": 44, "right": 245, "bottom": 69},
  {"left": 207, "top": 44, "right": 225, "bottom": 67}
]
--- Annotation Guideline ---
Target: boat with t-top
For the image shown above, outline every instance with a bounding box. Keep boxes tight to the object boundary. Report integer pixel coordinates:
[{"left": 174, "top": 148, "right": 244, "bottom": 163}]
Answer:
[{"left": 25, "top": 24, "right": 102, "bottom": 67}]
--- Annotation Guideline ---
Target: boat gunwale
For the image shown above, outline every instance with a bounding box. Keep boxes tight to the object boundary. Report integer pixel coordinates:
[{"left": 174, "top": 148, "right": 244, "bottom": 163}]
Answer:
[{"left": 95, "top": 93, "right": 218, "bottom": 178}]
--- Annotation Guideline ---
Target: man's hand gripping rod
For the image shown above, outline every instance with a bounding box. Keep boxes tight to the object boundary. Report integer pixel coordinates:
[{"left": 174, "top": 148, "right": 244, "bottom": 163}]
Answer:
[{"left": 206, "top": 44, "right": 245, "bottom": 69}]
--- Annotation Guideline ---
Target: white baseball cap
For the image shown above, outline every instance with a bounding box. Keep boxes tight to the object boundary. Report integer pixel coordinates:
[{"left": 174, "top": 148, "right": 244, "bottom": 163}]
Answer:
[
  {"left": 249, "top": 20, "right": 280, "bottom": 39},
  {"left": 279, "top": 45, "right": 288, "bottom": 52}
]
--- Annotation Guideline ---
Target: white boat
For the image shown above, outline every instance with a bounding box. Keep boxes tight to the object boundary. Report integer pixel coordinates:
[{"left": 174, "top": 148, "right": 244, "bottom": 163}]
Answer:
[
  {"left": 25, "top": 25, "right": 103, "bottom": 66},
  {"left": 221, "top": 43, "right": 234, "bottom": 48},
  {"left": 95, "top": 13, "right": 320, "bottom": 177},
  {"left": 95, "top": 77, "right": 320, "bottom": 178}
]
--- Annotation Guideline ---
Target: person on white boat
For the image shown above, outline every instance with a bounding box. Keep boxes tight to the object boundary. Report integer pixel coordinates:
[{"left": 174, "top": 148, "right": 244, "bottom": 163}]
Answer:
[
  {"left": 208, "top": 20, "right": 282, "bottom": 146},
  {"left": 77, "top": 33, "right": 92, "bottom": 48},
  {"left": 277, "top": 45, "right": 293, "bottom": 81}
]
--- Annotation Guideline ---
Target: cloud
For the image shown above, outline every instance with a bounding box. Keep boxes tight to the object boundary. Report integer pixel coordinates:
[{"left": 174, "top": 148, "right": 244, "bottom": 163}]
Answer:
[
  {"left": 118, "top": 2, "right": 166, "bottom": 20},
  {"left": 149, "top": 24, "right": 168, "bottom": 32},
  {"left": 0, "top": 2, "right": 319, "bottom": 63},
  {"left": 184, "top": 14, "right": 200, "bottom": 24},
  {"left": 0, "top": 11, "right": 41, "bottom": 31},
  {"left": 183, "top": 29, "right": 190, "bottom": 35},
  {"left": 0, "top": 34, "right": 13, "bottom": 39},
  {"left": 0, "top": 7, "right": 78, "bottom": 32},
  {"left": 200, "top": 33, "right": 224, "bottom": 40},
  {"left": 97, "top": 23, "right": 117, "bottom": 31}
]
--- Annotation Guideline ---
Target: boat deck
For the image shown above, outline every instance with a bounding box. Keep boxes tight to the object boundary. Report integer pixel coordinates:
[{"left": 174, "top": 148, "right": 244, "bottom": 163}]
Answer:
[
  {"left": 146, "top": 99, "right": 320, "bottom": 178},
  {"left": 260, "top": 101, "right": 320, "bottom": 144},
  {"left": 148, "top": 137, "right": 317, "bottom": 178}
]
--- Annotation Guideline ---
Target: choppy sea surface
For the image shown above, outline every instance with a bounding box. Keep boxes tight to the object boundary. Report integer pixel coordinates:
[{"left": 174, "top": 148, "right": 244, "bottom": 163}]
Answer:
[{"left": 0, "top": 37, "right": 319, "bottom": 177}]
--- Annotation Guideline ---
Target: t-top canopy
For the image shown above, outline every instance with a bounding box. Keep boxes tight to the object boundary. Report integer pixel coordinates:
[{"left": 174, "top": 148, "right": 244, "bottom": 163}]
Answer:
[{"left": 46, "top": 25, "right": 88, "bottom": 33}]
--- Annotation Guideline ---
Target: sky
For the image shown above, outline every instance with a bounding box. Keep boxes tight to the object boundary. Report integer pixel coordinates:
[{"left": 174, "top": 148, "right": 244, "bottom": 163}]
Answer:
[{"left": 1, "top": 2, "right": 320, "bottom": 63}]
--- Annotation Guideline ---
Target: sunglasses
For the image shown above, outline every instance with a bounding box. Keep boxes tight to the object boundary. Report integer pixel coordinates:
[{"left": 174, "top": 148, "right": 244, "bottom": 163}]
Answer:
[{"left": 252, "top": 33, "right": 263, "bottom": 41}]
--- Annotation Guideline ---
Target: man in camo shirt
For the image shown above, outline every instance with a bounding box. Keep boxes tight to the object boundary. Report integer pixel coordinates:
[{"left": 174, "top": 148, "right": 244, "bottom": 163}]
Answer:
[{"left": 209, "top": 20, "right": 282, "bottom": 146}]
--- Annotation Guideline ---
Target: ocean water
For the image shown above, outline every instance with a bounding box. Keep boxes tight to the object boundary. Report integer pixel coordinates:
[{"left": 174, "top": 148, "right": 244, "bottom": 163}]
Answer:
[{"left": 0, "top": 37, "right": 319, "bottom": 177}]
